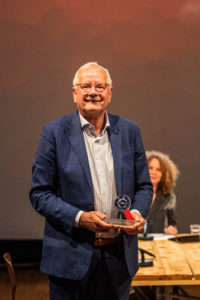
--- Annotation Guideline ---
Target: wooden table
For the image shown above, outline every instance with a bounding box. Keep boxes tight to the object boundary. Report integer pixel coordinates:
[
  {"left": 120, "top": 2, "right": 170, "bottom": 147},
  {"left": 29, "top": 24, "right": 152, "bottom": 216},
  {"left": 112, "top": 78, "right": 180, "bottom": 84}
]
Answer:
[{"left": 132, "top": 238, "right": 200, "bottom": 299}]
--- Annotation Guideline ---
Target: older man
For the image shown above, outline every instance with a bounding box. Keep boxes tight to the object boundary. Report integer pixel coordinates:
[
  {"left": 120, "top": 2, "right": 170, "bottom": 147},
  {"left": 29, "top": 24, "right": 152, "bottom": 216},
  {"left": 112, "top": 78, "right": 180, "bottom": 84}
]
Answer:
[{"left": 30, "top": 62, "right": 152, "bottom": 300}]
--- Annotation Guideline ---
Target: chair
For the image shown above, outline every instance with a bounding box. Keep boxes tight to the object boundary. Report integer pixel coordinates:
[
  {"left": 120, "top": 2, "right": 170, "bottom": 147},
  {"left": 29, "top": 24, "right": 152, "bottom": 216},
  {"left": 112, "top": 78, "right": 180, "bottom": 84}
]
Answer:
[{"left": 3, "top": 252, "right": 17, "bottom": 300}]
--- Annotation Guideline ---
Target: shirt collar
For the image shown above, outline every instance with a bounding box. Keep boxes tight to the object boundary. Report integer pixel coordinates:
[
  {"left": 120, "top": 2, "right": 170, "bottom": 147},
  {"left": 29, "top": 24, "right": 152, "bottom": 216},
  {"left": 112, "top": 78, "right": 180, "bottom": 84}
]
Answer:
[{"left": 79, "top": 112, "right": 110, "bottom": 137}]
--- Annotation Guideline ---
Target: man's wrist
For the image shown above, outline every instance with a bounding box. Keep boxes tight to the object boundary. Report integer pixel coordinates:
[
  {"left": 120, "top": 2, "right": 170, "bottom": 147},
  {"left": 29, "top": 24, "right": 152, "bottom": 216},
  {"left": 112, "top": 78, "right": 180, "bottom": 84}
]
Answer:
[
  {"left": 74, "top": 210, "right": 84, "bottom": 227},
  {"left": 131, "top": 209, "right": 141, "bottom": 215}
]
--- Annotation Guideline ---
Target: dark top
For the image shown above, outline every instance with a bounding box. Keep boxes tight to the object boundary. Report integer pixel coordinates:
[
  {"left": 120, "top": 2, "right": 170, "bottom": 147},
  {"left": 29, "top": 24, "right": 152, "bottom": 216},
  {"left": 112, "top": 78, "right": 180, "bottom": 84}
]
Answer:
[{"left": 146, "top": 192, "right": 178, "bottom": 234}]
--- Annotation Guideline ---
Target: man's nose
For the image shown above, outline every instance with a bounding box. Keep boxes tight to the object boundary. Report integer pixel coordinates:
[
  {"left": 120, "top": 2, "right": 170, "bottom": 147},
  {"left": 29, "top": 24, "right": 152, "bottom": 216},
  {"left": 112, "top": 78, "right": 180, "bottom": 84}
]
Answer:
[{"left": 88, "top": 86, "right": 98, "bottom": 95}]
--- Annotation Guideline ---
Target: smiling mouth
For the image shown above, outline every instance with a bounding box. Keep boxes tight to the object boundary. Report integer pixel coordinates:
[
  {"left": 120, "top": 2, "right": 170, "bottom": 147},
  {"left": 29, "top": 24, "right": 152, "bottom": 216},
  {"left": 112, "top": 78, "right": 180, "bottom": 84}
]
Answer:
[{"left": 84, "top": 99, "right": 103, "bottom": 103}]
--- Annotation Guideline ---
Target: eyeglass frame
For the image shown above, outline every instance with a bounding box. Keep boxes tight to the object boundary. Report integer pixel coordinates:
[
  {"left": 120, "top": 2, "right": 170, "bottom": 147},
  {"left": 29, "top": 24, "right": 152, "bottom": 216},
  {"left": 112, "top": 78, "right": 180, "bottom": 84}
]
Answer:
[{"left": 74, "top": 82, "right": 111, "bottom": 94}]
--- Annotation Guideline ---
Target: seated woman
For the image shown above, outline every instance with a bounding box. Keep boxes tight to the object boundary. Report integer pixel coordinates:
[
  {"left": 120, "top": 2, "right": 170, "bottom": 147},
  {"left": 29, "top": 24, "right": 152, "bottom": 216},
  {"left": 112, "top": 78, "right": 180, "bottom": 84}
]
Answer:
[{"left": 145, "top": 150, "right": 180, "bottom": 235}]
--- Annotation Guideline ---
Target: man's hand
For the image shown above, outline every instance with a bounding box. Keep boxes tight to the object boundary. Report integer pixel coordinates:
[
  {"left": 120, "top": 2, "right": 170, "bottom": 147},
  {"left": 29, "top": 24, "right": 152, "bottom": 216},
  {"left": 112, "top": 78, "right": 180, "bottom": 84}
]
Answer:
[
  {"left": 79, "top": 211, "right": 114, "bottom": 233},
  {"left": 120, "top": 211, "right": 146, "bottom": 235}
]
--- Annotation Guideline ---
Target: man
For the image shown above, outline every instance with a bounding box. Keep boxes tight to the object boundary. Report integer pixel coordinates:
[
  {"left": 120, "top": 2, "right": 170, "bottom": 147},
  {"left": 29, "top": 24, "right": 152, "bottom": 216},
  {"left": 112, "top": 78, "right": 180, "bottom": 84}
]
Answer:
[{"left": 30, "top": 62, "right": 153, "bottom": 300}]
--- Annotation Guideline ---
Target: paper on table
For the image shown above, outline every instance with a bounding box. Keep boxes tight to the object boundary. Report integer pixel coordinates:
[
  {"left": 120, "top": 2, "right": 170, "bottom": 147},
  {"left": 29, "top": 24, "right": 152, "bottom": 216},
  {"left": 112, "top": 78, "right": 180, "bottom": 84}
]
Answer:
[
  {"left": 138, "top": 233, "right": 174, "bottom": 240},
  {"left": 151, "top": 234, "right": 174, "bottom": 240}
]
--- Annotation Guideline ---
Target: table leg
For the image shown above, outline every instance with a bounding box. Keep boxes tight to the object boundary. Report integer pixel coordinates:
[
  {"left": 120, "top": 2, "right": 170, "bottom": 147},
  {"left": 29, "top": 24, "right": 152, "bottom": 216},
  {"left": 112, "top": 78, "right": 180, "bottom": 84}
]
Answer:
[{"left": 164, "top": 286, "right": 171, "bottom": 300}]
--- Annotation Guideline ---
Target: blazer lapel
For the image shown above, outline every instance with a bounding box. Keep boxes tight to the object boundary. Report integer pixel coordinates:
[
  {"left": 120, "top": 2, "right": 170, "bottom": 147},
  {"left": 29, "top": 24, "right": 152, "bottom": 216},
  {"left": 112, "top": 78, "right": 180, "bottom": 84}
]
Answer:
[
  {"left": 64, "top": 112, "right": 122, "bottom": 197},
  {"left": 65, "top": 112, "right": 93, "bottom": 195},
  {"left": 108, "top": 114, "right": 122, "bottom": 195}
]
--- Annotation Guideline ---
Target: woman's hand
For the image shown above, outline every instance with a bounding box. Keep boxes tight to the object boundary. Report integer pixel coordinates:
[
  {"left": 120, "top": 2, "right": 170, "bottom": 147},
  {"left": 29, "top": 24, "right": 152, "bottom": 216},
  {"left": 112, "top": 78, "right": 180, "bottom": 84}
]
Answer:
[{"left": 164, "top": 225, "right": 177, "bottom": 235}]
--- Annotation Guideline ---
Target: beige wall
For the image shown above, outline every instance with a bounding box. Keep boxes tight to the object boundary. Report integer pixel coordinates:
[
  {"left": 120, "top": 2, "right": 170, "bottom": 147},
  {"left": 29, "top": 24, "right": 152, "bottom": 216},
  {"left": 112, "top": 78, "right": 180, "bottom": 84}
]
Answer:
[{"left": 0, "top": 0, "right": 200, "bottom": 237}]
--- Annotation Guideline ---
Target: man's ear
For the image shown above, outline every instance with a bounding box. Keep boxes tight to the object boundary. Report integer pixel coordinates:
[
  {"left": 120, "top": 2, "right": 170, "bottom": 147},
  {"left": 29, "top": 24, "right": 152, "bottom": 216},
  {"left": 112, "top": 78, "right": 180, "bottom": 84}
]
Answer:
[
  {"left": 72, "top": 87, "right": 77, "bottom": 103},
  {"left": 108, "top": 87, "right": 113, "bottom": 103}
]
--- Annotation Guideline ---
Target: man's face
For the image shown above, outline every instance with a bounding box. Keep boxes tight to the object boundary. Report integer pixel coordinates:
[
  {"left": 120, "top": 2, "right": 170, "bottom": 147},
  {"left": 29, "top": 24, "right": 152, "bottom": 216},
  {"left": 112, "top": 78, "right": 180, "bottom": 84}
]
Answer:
[{"left": 73, "top": 67, "right": 112, "bottom": 119}]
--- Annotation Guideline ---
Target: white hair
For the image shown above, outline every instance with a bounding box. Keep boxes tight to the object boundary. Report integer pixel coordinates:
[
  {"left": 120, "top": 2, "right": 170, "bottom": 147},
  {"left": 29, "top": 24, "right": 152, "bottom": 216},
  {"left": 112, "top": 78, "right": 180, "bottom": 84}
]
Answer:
[{"left": 72, "top": 62, "right": 112, "bottom": 86}]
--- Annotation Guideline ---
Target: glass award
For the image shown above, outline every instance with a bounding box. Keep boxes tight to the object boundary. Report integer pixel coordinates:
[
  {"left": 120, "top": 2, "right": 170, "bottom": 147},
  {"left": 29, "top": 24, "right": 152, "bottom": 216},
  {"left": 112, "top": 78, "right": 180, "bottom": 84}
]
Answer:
[{"left": 104, "top": 194, "right": 136, "bottom": 226}]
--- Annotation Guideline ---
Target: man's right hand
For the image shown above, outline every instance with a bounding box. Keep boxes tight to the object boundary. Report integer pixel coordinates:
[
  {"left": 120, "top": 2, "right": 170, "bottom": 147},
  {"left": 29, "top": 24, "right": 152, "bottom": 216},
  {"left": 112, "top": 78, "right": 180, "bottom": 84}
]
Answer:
[{"left": 79, "top": 211, "right": 114, "bottom": 233}]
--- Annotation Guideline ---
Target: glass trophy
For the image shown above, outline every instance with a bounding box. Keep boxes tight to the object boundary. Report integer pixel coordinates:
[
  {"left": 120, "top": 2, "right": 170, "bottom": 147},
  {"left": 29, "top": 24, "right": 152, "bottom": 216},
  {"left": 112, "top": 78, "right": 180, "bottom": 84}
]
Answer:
[{"left": 104, "top": 194, "right": 136, "bottom": 226}]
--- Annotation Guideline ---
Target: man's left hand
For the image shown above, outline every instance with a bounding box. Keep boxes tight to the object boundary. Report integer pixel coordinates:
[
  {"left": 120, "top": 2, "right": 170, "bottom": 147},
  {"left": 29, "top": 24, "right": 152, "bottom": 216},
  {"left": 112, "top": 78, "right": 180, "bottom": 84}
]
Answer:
[{"left": 119, "top": 211, "right": 145, "bottom": 235}]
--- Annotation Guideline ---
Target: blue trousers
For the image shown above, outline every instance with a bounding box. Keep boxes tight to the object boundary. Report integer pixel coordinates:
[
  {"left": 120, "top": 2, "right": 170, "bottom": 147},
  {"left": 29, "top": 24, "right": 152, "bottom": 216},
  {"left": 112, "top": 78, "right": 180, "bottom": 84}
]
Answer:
[{"left": 49, "top": 242, "right": 132, "bottom": 300}]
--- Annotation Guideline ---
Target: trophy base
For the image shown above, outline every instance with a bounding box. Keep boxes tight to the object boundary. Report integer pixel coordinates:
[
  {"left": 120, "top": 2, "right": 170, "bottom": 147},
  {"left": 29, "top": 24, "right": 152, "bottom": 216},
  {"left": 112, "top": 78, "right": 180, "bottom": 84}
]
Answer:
[{"left": 105, "top": 218, "right": 135, "bottom": 226}]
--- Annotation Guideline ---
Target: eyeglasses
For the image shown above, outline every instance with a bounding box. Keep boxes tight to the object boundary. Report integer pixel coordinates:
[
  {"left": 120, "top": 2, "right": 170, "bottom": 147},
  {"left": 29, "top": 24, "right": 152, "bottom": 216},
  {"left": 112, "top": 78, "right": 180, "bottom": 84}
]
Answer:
[{"left": 75, "top": 83, "right": 110, "bottom": 93}]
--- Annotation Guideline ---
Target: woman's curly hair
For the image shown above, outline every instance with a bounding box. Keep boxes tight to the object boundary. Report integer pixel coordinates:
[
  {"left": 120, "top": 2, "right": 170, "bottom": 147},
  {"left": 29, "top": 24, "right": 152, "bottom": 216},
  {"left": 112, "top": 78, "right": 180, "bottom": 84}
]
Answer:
[{"left": 146, "top": 150, "right": 180, "bottom": 195}]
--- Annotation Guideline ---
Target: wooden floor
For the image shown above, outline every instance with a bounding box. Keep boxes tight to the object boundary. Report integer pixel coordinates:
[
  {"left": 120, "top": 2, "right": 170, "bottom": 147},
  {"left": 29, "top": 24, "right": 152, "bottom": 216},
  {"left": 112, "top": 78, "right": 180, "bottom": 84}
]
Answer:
[{"left": 0, "top": 265, "right": 49, "bottom": 300}]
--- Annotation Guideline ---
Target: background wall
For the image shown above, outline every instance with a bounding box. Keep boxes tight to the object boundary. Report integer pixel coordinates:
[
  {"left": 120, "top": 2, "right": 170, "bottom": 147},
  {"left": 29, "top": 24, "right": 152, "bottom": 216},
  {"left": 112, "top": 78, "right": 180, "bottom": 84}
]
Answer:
[{"left": 0, "top": 0, "right": 199, "bottom": 238}]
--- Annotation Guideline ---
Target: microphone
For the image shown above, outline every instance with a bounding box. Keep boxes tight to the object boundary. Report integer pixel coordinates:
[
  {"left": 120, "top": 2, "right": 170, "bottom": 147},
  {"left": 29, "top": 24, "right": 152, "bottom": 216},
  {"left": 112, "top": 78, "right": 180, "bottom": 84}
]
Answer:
[
  {"left": 138, "top": 247, "right": 155, "bottom": 267},
  {"left": 138, "top": 221, "right": 154, "bottom": 240}
]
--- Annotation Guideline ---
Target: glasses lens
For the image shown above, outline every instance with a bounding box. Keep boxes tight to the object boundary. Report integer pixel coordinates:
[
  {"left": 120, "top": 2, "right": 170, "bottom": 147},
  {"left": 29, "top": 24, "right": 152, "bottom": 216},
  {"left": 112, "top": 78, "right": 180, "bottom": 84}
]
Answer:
[
  {"left": 79, "top": 83, "right": 91, "bottom": 93},
  {"left": 77, "top": 83, "right": 108, "bottom": 93},
  {"left": 95, "top": 84, "right": 107, "bottom": 92}
]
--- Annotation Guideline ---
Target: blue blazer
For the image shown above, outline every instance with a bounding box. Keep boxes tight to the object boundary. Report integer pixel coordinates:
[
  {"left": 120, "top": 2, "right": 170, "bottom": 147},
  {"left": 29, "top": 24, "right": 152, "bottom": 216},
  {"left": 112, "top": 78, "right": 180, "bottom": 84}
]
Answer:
[{"left": 30, "top": 111, "right": 152, "bottom": 280}]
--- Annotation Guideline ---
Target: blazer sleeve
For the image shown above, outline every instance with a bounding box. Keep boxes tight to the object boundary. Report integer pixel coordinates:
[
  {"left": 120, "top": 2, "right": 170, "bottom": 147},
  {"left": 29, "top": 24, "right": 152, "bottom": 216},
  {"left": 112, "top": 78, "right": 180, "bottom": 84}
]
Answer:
[
  {"left": 131, "top": 125, "right": 153, "bottom": 218},
  {"left": 29, "top": 125, "right": 80, "bottom": 233}
]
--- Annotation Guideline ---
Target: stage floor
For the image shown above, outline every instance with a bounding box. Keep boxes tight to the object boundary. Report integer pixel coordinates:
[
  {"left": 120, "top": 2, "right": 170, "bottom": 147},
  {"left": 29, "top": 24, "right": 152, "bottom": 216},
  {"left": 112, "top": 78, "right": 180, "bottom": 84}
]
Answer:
[
  {"left": 0, "top": 265, "right": 49, "bottom": 300},
  {"left": 1, "top": 265, "right": 200, "bottom": 300}
]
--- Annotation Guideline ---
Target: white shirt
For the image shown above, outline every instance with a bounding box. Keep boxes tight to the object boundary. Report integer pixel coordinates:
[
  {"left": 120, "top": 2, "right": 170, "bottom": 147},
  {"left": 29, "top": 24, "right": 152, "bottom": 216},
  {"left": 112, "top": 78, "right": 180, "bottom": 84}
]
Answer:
[
  {"left": 76, "top": 112, "right": 119, "bottom": 238},
  {"left": 75, "top": 112, "right": 140, "bottom": 237}
]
